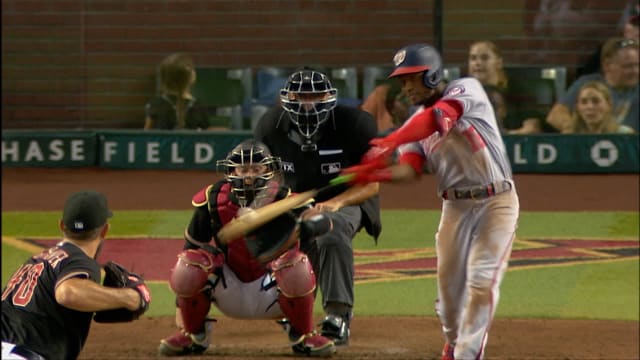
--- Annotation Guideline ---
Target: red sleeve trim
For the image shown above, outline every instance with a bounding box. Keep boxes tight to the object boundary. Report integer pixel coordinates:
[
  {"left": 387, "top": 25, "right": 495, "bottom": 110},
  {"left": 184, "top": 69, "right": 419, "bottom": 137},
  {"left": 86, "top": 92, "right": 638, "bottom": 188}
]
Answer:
[
  {"left": 437, "top": 99, "right": 463, "bottom": 121},
  {"left": 398, "top": 152, "right": 424, "bottom": 175}
]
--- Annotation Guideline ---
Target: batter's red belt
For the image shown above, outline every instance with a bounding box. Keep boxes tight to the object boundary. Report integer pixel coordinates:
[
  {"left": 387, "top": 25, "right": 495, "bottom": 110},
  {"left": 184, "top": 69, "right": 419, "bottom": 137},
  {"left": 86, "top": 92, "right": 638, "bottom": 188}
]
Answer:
[{"left": 441, "top": 180, "right": 513, "bottom": 200}]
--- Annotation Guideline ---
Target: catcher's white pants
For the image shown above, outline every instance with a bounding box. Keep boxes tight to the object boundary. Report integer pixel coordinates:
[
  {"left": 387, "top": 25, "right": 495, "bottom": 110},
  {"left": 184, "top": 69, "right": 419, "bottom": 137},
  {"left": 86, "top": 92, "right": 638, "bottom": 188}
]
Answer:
[
  {"left": 2, "top": 342, "right": 27, "bottom": 360},
  {"left": 210, "top": 264, "right": 283, "bottom": 320}
]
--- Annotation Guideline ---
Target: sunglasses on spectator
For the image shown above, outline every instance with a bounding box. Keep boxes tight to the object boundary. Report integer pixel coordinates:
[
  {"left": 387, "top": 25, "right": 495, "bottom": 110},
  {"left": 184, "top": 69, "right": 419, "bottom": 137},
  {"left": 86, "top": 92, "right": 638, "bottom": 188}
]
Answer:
[{"left": 617, "top": 39, "right": 638, "bottom": 48}]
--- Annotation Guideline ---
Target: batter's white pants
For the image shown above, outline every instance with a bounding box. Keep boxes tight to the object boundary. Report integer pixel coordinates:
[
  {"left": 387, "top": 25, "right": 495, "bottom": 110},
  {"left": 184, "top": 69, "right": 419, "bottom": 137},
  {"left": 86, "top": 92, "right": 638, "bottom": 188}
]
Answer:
[
  {"left": 435, "top": 188, "right": 519, "bottom": 360},
  {"left": 1, "top": 342, "right": 27, "bottom": 360}
]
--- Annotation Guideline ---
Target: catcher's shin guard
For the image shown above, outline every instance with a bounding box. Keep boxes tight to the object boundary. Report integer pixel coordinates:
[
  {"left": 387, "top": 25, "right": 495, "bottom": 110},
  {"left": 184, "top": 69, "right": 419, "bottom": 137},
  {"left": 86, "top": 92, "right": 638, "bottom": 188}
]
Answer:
[
  {"left": 170, "top": 248, "right": 223, "bottom": 297},
  {"left": 270, "top": 248, "right": 316, "bottom": 337},
  {"left": 177, "top": 292, "right": 212, "bottom": 334}
]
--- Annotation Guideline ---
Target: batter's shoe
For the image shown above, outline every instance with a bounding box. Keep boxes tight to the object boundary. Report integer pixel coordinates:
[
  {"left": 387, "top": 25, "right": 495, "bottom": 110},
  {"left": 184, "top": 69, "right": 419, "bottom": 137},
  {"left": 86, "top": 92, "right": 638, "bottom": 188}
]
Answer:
[
  {"left": 158, "top": 320, "right": 213, "bottom": 356},
  {"left": 441, "top": 342, "right": 455, "bottom": 360},
  {"left": 319, "top": 313, "right": 350, "bottom": 346}
]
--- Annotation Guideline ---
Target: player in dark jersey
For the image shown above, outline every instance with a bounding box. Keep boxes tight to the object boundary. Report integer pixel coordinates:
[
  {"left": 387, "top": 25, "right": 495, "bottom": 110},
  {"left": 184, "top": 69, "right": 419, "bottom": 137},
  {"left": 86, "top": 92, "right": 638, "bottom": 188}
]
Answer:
[
  {"left": 2, "top": 190, "right": 149, "bottom": 360},
  {"left": 254, "top": 68, "right": 382, "bottom": 346}
]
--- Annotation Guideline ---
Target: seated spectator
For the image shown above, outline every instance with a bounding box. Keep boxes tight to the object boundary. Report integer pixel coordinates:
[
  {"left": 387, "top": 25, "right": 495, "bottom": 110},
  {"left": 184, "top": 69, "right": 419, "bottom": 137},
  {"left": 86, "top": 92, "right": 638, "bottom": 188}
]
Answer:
[
  {"left": 484, "top": 85, "right": 542, "bottom": 135},
  {"left": 468, "top": 40, "right": 508, "bottom": 90},
  {"left": 577, "top": 2, "right": 639, "bottom": 77},
  {"left": 144, "top": 53, "right": 210, "bottom": 130},
  {"left": 568, "top": 81, "right": 634, "bottom": 134},
  {"left": 360, "top": 81, "right": 412, "bottom": 135},
  {"left": 546, "top": 37, "right": 639, "bottom": 133},
  {"left": 469, "top": 40, "right": 541, "bottom": 134}
]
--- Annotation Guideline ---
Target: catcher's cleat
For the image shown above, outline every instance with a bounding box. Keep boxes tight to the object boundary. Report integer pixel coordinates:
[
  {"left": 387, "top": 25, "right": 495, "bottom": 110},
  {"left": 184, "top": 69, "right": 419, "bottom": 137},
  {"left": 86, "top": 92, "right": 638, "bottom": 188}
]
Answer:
[
  {"left": 158, "top": 321, "right": 213, "bottom": 356},
  {"left": 441, "top": 342, "right": 455, "bottom": 360},
  {"left": 277, "top": 319, "right": 336, "bottom": 357},
  {"left": 319, "top": 314, "right": 350, "bottom": 346},
  {"left": 291, "top": 332, "right": 336, "bottom": 358}
]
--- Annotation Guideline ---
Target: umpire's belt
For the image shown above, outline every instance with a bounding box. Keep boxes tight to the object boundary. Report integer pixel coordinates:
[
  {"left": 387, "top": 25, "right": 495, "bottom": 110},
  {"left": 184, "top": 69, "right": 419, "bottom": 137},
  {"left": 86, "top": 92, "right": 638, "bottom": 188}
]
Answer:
[{"left": 441, "top": 180, "right": 512, "bottom": 200}]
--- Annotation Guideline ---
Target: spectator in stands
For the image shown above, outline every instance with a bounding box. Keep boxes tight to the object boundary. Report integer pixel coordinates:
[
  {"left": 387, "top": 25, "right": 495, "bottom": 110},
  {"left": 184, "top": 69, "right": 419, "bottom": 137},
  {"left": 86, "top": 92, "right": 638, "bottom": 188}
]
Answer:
[
  {"left": 484, "top": 85, "right": 509, "bottom": 133},
  {"left": 546, "top": 37, "right": 639, "bottom": 133},
  {"left": 144, "top": 53, "right": 210, "bottom": 130},
  {"left": 526, "top": 0, "right": 605, "bottom": 64},
  {"left": 468, "top": 40, "right": 508, "bottom": 90},
  {"left": 360, "top": 81, "right": 412, "bottom": 135},
  {"left": 568, "top": 81, "right": 634, "bottom": 134},
  {"left": 468, "top": 41, "right": 542, "bottom": 134},
  {"left": 577, "top": 2, "right": 639, "bottom": 77}
]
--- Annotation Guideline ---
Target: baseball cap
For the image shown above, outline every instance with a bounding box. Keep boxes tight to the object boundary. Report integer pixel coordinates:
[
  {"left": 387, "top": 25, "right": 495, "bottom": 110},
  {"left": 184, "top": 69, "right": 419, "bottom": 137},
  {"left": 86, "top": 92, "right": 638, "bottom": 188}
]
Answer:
[{"left": 62, "top": 190, "right": 113, "bottom": 232}]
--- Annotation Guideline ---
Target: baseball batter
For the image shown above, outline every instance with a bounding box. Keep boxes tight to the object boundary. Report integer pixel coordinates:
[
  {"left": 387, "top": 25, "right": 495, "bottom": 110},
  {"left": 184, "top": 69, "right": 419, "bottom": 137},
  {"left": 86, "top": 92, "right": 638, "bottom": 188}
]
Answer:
[
  {"left": 343, "top": 44, "right": 519, "bottom": 360},
  {"left": 158, "top": 139, "right": 336, "bottom": 358}
]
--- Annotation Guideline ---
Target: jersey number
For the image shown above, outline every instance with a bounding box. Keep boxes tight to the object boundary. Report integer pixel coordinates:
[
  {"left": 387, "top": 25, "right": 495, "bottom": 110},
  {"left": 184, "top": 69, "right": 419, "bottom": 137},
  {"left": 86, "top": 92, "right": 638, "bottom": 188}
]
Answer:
[{"left": 1, "top": 263, "right": 45, "bottom": 306}]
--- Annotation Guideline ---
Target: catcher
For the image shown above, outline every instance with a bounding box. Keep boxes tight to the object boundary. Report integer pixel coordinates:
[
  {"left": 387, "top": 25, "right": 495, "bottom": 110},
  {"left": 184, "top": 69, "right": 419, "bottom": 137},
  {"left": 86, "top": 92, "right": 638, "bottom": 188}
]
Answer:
[
  {"left": 1, "top": 190, "right": 151, "bottom": 360},
  {"left": 158, "top": 139, "right": 336, "bottom": 357}
]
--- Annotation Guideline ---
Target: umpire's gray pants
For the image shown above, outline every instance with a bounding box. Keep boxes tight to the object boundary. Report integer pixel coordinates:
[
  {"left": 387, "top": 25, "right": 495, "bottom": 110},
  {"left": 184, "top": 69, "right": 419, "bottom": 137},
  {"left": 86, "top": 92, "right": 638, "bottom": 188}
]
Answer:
[{"left": 301, "top": 205, "right": 362, "bottom": 309}]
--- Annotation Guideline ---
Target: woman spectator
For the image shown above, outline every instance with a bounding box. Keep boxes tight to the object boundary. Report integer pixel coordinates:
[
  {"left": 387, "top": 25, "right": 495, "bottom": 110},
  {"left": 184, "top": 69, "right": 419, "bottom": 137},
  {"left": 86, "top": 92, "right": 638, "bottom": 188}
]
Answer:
[
  {"left": 569, "top": 81, "right": 634, "bottom": 134},
  {"left": 144, "top": 53, "right": 210, "bottom": 130},
  {"left": 469, "top": 41, "right": 542, "bottom": 134},
  {"left": 547, "top": 37, "right": 639, "bottom": 133},
  {"left": 468, "top": 40, "right": 509, "bottom": 90}
]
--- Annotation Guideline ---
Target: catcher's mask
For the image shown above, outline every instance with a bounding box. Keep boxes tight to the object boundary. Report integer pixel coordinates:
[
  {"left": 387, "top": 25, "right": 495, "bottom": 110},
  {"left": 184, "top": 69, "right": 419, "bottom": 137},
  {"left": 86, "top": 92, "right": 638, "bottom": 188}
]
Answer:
[
  {"left": 216, "top": 140, "right": 282, "bottom": 208},
  {"left": 280, "top": 69, "right": 337, "bottom": 149}
]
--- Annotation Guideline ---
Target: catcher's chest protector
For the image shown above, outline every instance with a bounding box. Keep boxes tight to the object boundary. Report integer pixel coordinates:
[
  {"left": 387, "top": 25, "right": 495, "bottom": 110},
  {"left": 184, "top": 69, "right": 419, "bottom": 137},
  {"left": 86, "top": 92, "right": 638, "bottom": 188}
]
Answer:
[{"left": 209, "top": 183, "right": 265, "bottom": 282}]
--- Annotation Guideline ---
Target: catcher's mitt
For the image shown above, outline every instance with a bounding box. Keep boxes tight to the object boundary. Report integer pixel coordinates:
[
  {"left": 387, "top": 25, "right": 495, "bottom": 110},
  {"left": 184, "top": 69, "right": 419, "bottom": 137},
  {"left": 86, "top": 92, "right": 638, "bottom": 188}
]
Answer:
[{"left": 93, "top": 261, "right": 151, "bottom": 323}]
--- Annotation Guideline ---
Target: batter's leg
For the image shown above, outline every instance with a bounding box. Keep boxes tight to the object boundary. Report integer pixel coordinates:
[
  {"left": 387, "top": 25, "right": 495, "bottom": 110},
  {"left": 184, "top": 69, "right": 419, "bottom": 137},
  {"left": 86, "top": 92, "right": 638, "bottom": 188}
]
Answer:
[
  {"left": 435, "top": 200, "right": 474, "bottom": 346},
  {"left": 454, "top": 192, "right": 519, "bottom": 359}
]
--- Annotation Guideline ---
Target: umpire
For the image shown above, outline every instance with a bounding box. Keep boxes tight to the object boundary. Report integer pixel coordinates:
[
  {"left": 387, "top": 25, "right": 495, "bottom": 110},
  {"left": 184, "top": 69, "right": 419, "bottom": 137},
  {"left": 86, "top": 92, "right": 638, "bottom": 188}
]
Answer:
[
  {"left": 2, "top": 190, "right": 149, "bottom": 360},
  {"left": 254, "top": 68, "right": 381, "bottom": 346}
]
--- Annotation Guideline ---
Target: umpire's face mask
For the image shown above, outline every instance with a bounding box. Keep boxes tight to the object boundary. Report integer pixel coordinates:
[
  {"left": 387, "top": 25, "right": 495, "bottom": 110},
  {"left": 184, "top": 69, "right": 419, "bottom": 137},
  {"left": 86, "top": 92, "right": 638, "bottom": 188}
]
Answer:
[{"left": 281, "top": 91, "right": 337, "bottom": 141}]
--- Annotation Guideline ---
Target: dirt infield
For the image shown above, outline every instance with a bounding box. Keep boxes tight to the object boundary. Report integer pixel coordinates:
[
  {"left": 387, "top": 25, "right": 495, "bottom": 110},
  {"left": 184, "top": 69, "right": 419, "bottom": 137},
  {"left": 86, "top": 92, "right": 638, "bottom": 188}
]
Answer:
[{"left": 2, "top": 168, "right": 639, "bottom": 360}]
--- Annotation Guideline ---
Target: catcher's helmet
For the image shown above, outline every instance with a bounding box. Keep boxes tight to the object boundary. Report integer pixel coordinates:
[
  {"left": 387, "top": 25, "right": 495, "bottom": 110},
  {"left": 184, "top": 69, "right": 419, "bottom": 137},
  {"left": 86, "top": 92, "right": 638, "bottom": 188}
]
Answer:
[
  {"left": 280, "top": 69, "right": 338, "bottom": 141},
  {"left": 216, "top": 139, "right": 282, "bottom": 207},
  {"left": 388, "top": 44, "right": 443, "bottom": 89}
]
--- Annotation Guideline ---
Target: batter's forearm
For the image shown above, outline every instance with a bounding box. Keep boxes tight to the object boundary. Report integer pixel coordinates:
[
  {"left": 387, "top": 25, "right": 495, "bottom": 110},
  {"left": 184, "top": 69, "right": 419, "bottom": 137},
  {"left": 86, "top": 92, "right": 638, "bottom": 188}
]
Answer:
[
  {"left": 330, "top": 182, "right": 379, "bottom": 208},
  {"left": 390, "top": 163, "right": 420, "bottom": 181}
]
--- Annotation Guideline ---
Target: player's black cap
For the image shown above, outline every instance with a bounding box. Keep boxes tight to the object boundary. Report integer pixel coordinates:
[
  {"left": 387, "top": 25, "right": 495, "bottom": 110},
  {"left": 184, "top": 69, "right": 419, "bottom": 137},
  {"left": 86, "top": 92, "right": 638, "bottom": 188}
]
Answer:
[{"left": 62, "top": 190, "right": 113, "bottom": 232}]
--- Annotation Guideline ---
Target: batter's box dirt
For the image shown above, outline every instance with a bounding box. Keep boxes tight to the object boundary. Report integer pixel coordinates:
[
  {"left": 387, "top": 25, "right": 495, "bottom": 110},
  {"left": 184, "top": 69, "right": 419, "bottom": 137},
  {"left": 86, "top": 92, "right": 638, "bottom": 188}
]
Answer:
[{"left": 79, "top": 316, "right": 638, "bottom": 359}]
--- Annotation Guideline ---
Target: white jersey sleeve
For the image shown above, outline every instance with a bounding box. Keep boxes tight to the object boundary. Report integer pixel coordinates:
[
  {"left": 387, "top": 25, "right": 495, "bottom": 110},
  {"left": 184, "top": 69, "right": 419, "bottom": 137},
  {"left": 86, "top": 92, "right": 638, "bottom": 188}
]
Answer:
[{"left": 398, "top": 77, "right": 513, "bottom": 195}]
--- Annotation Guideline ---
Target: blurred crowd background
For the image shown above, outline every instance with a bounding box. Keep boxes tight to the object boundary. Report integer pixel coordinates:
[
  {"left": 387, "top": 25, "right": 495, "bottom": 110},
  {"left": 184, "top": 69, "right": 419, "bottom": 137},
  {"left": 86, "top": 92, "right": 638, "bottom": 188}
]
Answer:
[{"left": 2, "top": 0, "right": 638, "bottom": 133}]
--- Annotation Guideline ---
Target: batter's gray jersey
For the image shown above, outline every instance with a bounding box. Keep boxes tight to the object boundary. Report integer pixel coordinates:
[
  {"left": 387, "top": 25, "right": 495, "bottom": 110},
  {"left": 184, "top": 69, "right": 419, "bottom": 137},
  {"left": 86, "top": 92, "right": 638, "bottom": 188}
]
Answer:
[{"left": 398, "top": 77, "right": 513, "bottom": 194}]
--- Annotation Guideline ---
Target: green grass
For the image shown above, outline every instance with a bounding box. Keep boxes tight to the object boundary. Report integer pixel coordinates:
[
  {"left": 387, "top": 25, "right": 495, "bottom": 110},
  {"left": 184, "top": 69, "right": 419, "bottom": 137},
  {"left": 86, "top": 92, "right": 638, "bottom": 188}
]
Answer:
[
  {"left": 3, "top": 209, "right": 639, "bottom": 320},
  {"left": 499, "top": 259, "right": 639, "bottom": 320},
  {"left": 3, "top": 210, "right": 637, "bottom": 242}
]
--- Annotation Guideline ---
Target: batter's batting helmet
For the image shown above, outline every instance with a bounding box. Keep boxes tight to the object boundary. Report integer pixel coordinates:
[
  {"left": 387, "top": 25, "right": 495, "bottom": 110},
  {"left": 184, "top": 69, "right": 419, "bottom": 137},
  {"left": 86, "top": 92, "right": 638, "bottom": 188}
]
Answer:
[
  {"left": 280, "top": 69, "right": 338, "bottom": 141},
  {"left": 388, "top": 44, "right": 443, "bottom": 89},
  {"left": 216, "top": 139, "right": 282, "bottom": 207}
]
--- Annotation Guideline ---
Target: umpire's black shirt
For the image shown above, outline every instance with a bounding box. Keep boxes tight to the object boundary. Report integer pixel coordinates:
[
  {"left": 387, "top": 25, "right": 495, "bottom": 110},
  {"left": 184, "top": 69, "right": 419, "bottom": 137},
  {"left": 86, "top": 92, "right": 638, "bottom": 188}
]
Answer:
[{"left": 255, "top": 105, "right": 382, "bottom": 240}]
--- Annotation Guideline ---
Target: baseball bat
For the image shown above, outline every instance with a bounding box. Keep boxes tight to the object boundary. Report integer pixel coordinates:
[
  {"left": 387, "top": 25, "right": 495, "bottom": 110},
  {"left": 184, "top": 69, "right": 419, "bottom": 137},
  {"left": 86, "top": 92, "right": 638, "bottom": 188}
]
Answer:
[{"left": 216, "top": 174, "right": 354, "bottom": 244}]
